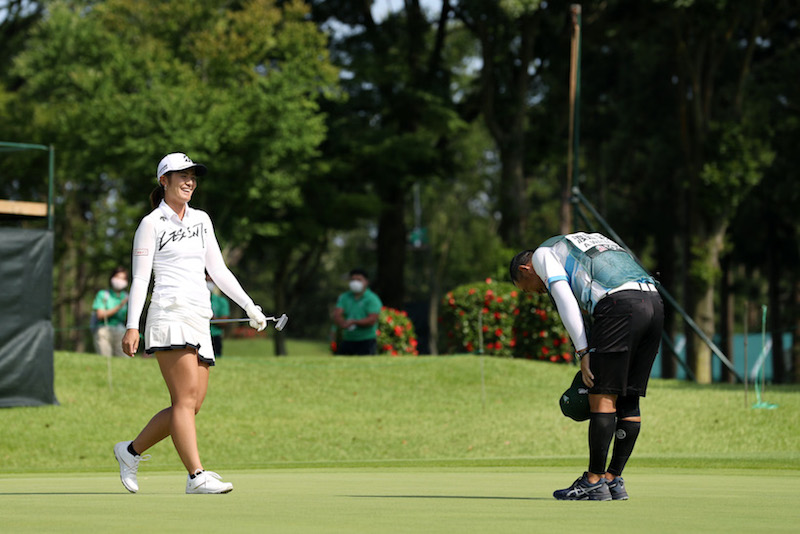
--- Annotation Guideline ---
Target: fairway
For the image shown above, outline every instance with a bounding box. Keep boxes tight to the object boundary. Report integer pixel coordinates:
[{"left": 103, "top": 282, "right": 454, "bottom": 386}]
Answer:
[{"left": 1, "top": 467, "right": 798, "bottom": 533}]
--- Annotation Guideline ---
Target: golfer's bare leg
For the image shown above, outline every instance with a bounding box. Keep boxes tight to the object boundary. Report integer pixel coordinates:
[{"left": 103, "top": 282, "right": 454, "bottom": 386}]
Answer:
[
  {"left": 131, "top": 408, "right": 171, "bottom": 454},
  {"left": 132, "top": 361, "right": 209, "bottom": 454},
  {"left": 153, "top": 349, "right": 208, "bottom": 473},
  {"left": 589, "top": 393, "right": 617, "bottom": 413}
]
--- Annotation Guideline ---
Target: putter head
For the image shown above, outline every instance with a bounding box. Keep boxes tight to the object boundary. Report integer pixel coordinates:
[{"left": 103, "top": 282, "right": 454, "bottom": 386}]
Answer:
[{"left": 274, "top": 313, "right": 288, "bottom": 331}]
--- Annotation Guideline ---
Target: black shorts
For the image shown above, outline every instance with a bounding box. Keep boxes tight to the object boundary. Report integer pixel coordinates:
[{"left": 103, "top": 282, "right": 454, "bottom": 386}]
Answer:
[
  {"left": 588, "top": 291, "right": 664, "bottom": 397},
  {"left": 336, "top": 338, "right": 377, "bottom": 356},
  {"left": 212, "top": 335, "right": 223, "bottom": 357}
]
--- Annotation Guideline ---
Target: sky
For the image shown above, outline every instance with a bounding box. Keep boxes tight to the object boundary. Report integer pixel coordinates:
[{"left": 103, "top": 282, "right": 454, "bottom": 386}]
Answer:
[{"left": 371, "top": 0, "right": 441, "bottom": 23}]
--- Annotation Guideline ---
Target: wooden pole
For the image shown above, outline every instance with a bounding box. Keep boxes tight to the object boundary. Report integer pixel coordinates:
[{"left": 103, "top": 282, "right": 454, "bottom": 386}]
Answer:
[{"left": 561, "top": 4, "right": 581, "bottom": 234}]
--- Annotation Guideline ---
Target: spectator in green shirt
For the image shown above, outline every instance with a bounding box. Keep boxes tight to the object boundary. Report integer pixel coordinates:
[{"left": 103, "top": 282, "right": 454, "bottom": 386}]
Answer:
[
  {"left": 207, "top": 274, "right": 230, "bottom": 357},
  {"left": 92, "top": 266, "right": 129, "bottom": 358},
  {"left": 333, "top": 268, "right": 383, "bottom": 355}
]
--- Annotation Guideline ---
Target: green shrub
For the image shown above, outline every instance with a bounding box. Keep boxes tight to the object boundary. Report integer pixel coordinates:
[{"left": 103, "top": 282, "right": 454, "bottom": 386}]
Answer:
[
  {"left": 438, "top": 278, "right": 572, "bottom": 362},
  {"left": 330, "top": 306, "right": 419, "bottom": 356},
  {"left": 377, "top": 306, "right": 419, "bottom": 356}
]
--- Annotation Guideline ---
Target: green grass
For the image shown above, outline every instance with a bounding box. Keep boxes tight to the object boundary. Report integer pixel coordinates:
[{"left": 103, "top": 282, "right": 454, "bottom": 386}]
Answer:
[
  {"left": 2, "top": 345, "right": 799, "bottom": 532},
  {"left": 221, "top": 336, "right": 331, "bottom": 358},
  {"left": 1, "top": 469, "right": 799, "bottom": 533},
  {"left": 1, "top": 343, "right": 798, "bottom": 473}
]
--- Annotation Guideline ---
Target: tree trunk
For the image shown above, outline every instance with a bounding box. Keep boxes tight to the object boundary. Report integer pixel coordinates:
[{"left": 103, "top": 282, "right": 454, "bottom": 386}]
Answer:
[
  {"left": 793, "top": 279, "right": 800, "bottom": 383},
  {"left": 719, "top": 254, "right": 735, "bottom": 383},
  {"left": 73, "top": 254, "right": 88, "bottom": 353},
  {"left": 472, "top": 11, "right": 538, "bottom": 248},
  {"left": 427, "top": 224, "right": 454, "bottom": 357},
  {"left": 681, "top": 208, "right": 694, "bottom": 381},
  {"left": 661, "top": 310, "right": 677, "bottom": 379},
  {"left": 690, "top": 285, "right": 714, "bottom": 384},
  {"left": 656, "top": 215, "right": 677, "bottom": 379},
  {"left": 375, "top": 187, "right": 407, "bottom": 310},
  {"left": 56, "top": 251, "right": 68, "bottom": 351},
  {"left": 497, "top": 140, "right": 527, "bottom": 245},
  {"left": 427, "top": 282, "right": 440, "bottom": 356},
  {"left": 56, "top": 214, "right": 78, "bottom": 351},
  {"left": 687, "top": 228, "right": 726, "bottom": 384}
]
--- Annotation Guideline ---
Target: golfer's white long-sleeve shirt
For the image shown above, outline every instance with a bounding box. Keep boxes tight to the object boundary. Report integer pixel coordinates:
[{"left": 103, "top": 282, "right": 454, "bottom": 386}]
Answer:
[{"left": 126, "top": 201, "right": 254, "bottom": 330}]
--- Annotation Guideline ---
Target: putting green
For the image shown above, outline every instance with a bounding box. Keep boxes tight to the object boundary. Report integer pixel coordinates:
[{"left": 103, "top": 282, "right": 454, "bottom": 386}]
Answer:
[{"left": 1, "top": 468, "right": 798, "bottom": 533}]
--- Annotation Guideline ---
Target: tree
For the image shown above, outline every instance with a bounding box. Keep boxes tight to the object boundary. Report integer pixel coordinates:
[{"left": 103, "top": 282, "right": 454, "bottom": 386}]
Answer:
[
  {"left": 666, "top": 0, "right": 781, "bottom": 383},
  {"left": 311, "top": 0, "right": 465, "bottom": 309},
  {"left": 9, "top": 0, "right": 338, "bottom": 350},
  {"left": 0, "top": 0, "right": 43, "bottom": 88},
  {"left": 574, "top": 0, "right": 686, "bottom": 375},
  {"left": 728, "top": 1, "right": 800, "bottom": 383},
  {"left": 453, "top": 0, "right": 546, "bottom": 246},
  {"left": 419, "top": 120, "right": 512, "bottom": 353}
]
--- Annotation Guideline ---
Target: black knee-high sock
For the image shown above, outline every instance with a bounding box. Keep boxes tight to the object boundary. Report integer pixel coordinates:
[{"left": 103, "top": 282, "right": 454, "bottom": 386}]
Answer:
[
  {"left": 588, "top": 412, "right": 616, "bottom": 475},
  {"left": 607, "top": 420, "right": 641, "bottom": 477}
]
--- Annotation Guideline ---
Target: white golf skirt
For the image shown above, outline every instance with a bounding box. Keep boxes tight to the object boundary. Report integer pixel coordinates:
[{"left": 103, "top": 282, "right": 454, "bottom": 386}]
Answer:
[{"left": 144, "top": 297, "right": 215, "bottom": 365}]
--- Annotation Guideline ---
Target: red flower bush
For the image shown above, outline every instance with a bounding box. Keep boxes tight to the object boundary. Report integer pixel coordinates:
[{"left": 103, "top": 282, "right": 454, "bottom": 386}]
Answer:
[
  {"left": 438, "top": 279, "right": 571, "bottom": 362},
  {"left": 377, "top": 307, "right": 419, "bottom": 356}
]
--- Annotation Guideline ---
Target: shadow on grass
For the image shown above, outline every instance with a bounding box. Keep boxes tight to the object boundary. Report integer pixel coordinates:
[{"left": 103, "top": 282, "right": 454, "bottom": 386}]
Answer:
[
  {"left": 0, "top": 492, "right": 123, "bottom": 495},
  {"left": 344, "top": 494, "right": 547, "bottom": 501}
]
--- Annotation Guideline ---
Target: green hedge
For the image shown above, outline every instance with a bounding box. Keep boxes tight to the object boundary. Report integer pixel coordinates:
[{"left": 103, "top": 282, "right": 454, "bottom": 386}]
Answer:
[{"left": 438, "top": 278, "right": 573, "bottom": 362}]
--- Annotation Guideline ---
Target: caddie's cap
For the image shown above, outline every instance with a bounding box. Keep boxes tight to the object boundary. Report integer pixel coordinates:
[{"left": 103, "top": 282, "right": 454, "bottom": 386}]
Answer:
[
  {"left": 559, "top": 371, "right": 590, "bottom": 422},
  {"left": 156, "top": 152, "right": 207, "bottom": 181}
]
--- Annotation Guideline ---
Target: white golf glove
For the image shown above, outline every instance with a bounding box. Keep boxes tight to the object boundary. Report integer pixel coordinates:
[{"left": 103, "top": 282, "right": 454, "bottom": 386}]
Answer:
[{"left": 245, "top": 303, "right": 268, "bottom": 332}]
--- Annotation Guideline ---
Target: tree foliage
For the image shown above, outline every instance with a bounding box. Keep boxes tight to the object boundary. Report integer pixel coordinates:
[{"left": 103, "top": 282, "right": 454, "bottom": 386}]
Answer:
[
  {"left": 1, "top": 0, "right": 799, "bottom": 381},
  {"left": 6, "top": 0, "right": 338, "bottom": 350},
  {"left": 311, "top": 0, "right": 467, "bottom": 309}
]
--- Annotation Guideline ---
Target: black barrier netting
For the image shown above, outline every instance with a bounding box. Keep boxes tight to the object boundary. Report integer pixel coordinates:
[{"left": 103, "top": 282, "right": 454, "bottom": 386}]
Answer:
[{"left": 0, "top": 228, "right": 57, "bottom": 407}]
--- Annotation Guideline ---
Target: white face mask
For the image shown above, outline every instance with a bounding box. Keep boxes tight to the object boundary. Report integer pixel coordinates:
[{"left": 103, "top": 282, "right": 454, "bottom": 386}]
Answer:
[
  {"left": 349, "top": 280, "right": 365, "bottom": 294},
  {"left": 206, "top": 281, "right": 216, "bottom": 292},
  {"left": 111, "top": 278, "right": 128, "bottom": 291}
]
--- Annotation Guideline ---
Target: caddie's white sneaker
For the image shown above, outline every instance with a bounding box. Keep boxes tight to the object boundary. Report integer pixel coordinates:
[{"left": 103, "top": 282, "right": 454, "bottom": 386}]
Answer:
[
  {"left": 113, "top": 441, "right": 150, "bottom": 493},
  {"left": 185, "top": 470, "right": 233, "bottom": 494}
]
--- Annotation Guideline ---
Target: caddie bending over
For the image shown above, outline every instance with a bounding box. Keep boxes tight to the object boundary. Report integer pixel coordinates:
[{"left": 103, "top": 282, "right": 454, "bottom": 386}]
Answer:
[{"left": 510, "top": 232, "right": 664, "bottom": 501}]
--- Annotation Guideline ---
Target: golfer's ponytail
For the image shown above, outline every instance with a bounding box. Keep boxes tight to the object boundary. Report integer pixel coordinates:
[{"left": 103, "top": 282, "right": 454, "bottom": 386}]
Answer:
[{"left": 150, "top": 176, "right": 167, "bottom": 208}]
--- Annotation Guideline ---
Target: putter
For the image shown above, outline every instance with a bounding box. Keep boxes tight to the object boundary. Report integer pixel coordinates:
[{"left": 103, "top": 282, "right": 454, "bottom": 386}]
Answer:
[{"left": 211, "top": 313, "right": 289, "bottom": 331}]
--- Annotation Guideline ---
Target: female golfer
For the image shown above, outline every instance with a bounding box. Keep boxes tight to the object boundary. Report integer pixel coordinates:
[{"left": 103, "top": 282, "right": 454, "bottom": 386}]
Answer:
[{"left": 116, "top": 152, "right": 268, "bottom": 494}]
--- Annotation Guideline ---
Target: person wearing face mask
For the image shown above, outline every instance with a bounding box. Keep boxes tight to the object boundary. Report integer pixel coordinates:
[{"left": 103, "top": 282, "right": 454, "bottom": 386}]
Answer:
[
  {"left": 206, "top": 273, "right": 230, "bottom": 357},
  {"left": 332, "top": 268, "right": 383, "bottom": 356},
  {"left": 91, "top": 266, "right": 130, "bottom": 358}
]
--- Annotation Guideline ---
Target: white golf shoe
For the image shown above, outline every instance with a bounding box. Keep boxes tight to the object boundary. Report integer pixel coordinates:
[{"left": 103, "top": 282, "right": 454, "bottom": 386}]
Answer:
[
  {"left": 185, "top": 470, "right": 234, "bottom": 494},
  {"left": 113, "top": 441, "right": 149, "bottom": 493}
]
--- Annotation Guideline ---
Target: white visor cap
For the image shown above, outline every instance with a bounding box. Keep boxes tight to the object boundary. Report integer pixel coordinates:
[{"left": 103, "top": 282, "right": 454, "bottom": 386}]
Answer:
[{"left": 156, "top": 153, "right": 208, "bottom": 182}]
